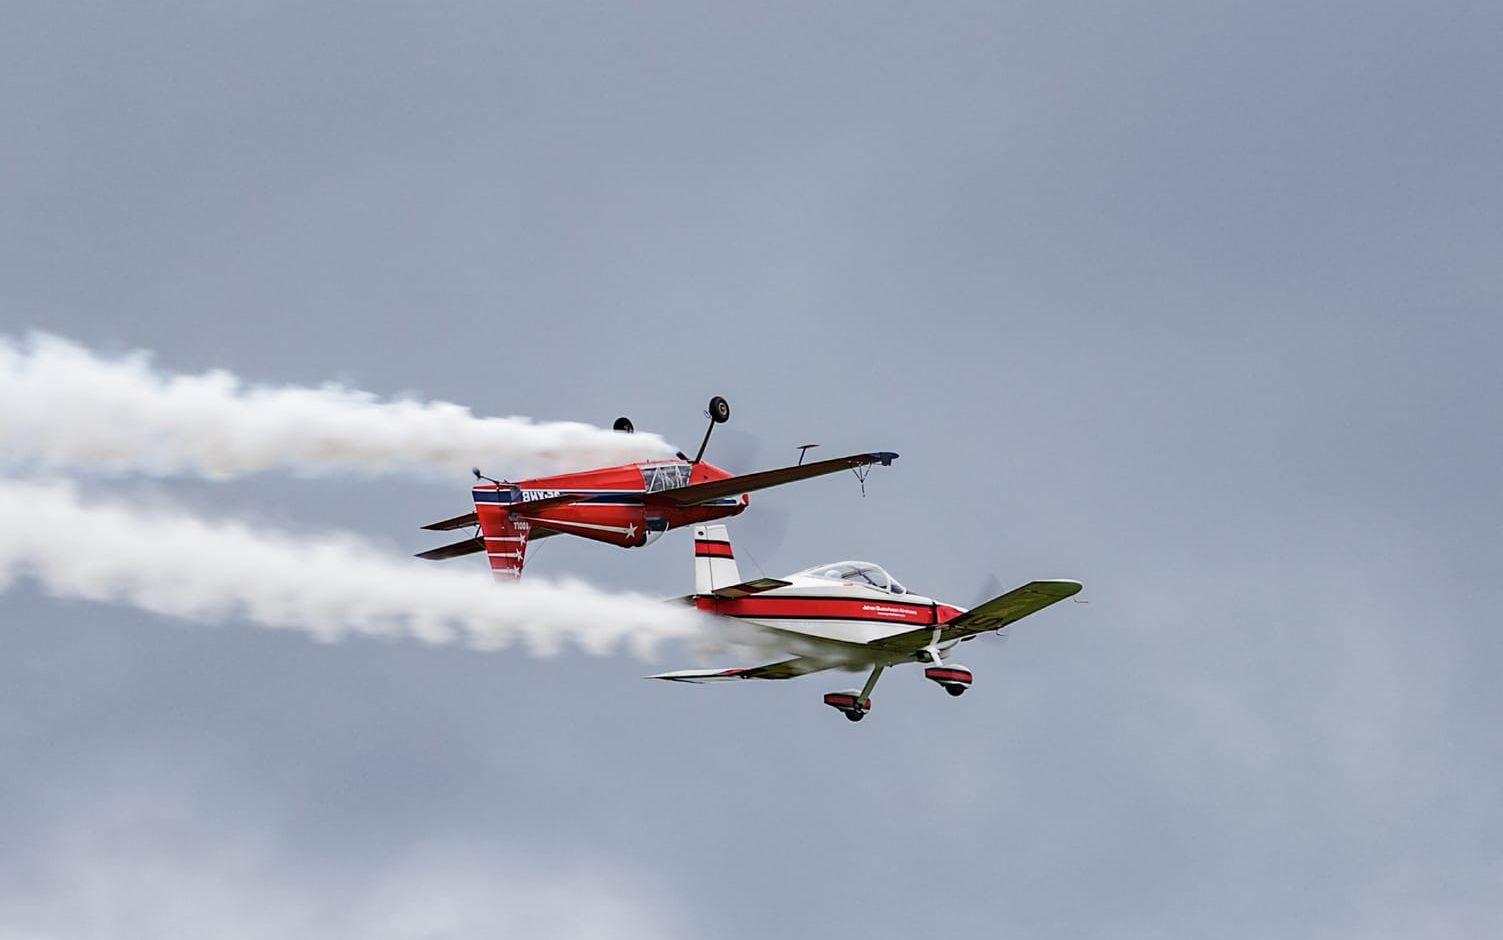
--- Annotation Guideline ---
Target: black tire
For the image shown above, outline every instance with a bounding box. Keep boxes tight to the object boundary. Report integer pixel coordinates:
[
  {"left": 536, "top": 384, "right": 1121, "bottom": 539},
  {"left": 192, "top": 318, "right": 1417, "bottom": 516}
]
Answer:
[
  {"left": 845, "top": 710, "right": 865, "bottom": 722},
  {"left": 708, "top": 396, "right": 730, "bottom": 424},
  {"left": 613, "top": 417, "right": 634, "bottom": 434},
  {"left": 945, "top": 685, "right": 966, "bottom": 697}
]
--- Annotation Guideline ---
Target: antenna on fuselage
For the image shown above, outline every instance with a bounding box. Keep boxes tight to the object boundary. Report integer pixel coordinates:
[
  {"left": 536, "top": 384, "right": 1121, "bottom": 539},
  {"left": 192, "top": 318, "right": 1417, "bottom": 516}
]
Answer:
[
  {"left": 690, "top": 395, "right": 731, "bottom": 464},
  {"left": 796, "top": 444, "right": 819, "bottom": 466}
]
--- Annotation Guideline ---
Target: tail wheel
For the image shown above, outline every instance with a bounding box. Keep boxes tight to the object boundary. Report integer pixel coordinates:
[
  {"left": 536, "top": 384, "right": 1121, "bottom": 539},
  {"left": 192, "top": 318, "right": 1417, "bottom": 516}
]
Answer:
[
  {"left": 613, "top": 417, "right": 634, "bottom": 433},
  {"left": 708, "top": 396, "right": 730, "bottom": 424}
]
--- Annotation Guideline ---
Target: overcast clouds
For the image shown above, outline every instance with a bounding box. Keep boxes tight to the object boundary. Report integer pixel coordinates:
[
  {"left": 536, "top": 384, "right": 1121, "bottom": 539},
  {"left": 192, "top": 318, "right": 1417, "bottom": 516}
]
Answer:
[{"left": 2, "top": 3, "right": 1501, "bottom": 938}]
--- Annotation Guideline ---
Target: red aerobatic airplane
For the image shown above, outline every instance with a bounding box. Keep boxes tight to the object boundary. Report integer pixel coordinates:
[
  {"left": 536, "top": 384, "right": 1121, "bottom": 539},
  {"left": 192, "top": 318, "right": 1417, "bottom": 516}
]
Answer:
[{"left": 416, "top": 396, "right": 897, "bottom": 580}]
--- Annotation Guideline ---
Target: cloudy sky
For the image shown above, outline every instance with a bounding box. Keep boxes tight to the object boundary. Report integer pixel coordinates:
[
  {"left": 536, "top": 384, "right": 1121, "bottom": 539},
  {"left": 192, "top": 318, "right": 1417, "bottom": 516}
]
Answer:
[{"left": 3, "top": 3, "right": 1501, "bottom": 937}]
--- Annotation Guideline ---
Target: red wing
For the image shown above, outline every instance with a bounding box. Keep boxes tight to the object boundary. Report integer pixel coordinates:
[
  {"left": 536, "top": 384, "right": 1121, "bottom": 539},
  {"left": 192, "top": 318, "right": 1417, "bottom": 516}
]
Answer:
[{"left": 644, "top": 452, "right": 898, "bottom": 508}]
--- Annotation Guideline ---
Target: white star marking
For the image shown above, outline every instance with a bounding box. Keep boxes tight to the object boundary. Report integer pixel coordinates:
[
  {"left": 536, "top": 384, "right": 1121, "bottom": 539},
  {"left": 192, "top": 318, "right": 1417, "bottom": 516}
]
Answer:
[{"left": 624, "top": 523, "right": 638, "bottom": 539}]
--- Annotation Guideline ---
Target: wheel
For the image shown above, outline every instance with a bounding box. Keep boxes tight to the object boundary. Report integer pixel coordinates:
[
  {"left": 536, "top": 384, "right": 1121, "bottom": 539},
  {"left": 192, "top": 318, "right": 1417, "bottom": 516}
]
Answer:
[
  {"left": 613, "top": 416, "right": 634, "bottom": 433},
  {"left": 945, "top": 685, "right": 966, "bottom": 697},
  {"left": 707, "top": 396, "right": 730, "bottom": 424},
  {"left": 844, "top": 710, "right": 865, "bottom": 722}
]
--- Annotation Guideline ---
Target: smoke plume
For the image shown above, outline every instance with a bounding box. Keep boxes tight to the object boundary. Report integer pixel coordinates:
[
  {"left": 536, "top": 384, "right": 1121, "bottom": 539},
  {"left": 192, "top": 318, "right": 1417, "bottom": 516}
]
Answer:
[
  {"left": 0, "top": 333, "right": 673, "bottom": 480},
  {"left": 0, "top": 479, "right": 707, "bottom": 660}
]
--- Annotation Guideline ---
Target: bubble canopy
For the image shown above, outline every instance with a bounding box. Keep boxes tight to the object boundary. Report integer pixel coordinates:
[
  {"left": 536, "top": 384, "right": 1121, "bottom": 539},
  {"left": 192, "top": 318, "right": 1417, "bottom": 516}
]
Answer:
[{"left": 801, "top": 561, "right": 907, "bottom": 596}]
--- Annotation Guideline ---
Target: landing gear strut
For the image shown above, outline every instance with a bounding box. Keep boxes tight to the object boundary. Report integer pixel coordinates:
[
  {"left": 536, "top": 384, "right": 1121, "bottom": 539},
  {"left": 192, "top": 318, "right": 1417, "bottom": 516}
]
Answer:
[{"left": 690, "top": 395, "right": 731, "bottom": 464}]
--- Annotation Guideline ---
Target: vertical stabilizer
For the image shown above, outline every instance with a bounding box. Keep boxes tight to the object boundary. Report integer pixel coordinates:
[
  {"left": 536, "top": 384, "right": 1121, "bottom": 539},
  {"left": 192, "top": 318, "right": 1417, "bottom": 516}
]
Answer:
[
  {"left": 693, "top": 524, "right": 741, "bottom": 595},
  {"left": 473, "top": 485, "right": 531, "bottom": 581}
]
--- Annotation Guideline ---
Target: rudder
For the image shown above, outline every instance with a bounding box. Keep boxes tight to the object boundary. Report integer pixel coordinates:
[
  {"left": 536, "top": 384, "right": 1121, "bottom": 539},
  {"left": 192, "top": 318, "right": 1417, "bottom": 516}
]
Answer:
[
  {"left": 474, "top": 485, "right": 530, "bottom": 581},
  {"left": 694, "top": 524, "right": 741, "bottom": 595}
]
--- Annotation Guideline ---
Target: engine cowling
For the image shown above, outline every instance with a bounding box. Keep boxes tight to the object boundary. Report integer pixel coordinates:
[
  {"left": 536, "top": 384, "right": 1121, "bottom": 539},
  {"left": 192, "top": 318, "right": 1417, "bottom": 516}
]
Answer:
[{"left": 924, "top": 664, "right": 973, "bottom": 696}]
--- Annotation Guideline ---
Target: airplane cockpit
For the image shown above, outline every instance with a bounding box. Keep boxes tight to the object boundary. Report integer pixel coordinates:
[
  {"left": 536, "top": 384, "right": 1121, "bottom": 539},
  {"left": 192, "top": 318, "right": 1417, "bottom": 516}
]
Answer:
[
  {"left": 802, "top": 561, "right": 908, "bottom": 596},
  {"left": 639, "top": 461, "right": 693, "bottom": 493}
]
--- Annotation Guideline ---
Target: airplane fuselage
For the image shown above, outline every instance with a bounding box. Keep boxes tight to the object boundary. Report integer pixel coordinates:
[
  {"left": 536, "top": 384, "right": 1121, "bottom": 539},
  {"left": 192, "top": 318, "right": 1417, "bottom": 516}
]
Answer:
[
  {"left": 695, "top": 574, "right": 966, "bottom": 647},
  {"left": 479, "top": 459, "right": 749, "bottom": 549}
]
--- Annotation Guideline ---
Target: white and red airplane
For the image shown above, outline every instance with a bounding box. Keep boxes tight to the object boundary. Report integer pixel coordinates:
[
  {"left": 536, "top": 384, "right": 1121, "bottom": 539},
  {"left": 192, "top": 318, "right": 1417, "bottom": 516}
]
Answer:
[{"left": 651, "top": 524, "right": 1082, "bottom": 722}]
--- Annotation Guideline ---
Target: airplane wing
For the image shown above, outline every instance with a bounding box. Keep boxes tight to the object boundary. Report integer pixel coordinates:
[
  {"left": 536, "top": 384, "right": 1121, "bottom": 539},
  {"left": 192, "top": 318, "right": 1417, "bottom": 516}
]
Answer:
[
  {"left": 647, "top": 656, "right": 835, "bottom": 682},
  {"left": 643, "top": 452, "right": 898, "bottom": 508},
  {"left": 872, "top": 580, "right": 1082, "bottom": 650},
  {"left": 414, "top": 536, "right": 485, "bottom": 560},
  {"left": 421, "top": 511, "right": 478, "bottom": 532},
  {"left": 415, "top": 527, "right": 558, "bottom": 560}
]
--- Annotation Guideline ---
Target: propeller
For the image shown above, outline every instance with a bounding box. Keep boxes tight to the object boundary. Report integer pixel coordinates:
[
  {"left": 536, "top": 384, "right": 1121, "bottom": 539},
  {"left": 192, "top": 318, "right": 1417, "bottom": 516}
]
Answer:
[
  {"left": 971, "top": 573, "right": 1010, "bottom": 641},
  {"left": 706, "top": 429, "right": 793, "bottom": 568},
  {"left": 972, "top": 573, "right": 1004, "bottom": 607},
  {"left": 736, "top": 503, "right": 790, "bottom": 574},
  {"left": 710, "top": 428, "right": 760, "bottom": 472}
]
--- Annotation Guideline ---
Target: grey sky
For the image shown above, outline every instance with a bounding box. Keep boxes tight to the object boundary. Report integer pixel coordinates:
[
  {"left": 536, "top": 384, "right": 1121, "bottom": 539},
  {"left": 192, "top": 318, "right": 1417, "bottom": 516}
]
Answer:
[{"left": 3, "top": 2, "right": 1501, "bottom": 937}]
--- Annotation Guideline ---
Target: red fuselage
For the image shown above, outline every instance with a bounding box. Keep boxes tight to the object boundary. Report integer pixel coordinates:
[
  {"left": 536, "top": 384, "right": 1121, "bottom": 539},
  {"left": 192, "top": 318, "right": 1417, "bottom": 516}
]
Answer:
[{"left": 473, "top": 459, "right": 749, "bottom": 548}]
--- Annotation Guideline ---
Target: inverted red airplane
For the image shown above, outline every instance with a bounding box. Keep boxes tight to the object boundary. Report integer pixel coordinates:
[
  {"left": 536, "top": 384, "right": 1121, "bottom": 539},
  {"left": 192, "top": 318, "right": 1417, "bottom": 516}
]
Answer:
[{"left": 416, "top": 396, "right": 898, "bottom": 580}]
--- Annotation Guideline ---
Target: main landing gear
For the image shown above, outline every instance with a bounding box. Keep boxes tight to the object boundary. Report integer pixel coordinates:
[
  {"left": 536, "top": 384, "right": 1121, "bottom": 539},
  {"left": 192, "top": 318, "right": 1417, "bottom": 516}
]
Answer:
[
  {"left": 690, "top": 395, "right": 731, "bottom": 463},
  {"left": 824, "top": 665, "right": 884, "bottom": 723},
  {"left": 924, "top": 664, "right": 974, "bottom": 696},
  {"left": 918, "top": 640, "right": 973, "bottom": 697}
]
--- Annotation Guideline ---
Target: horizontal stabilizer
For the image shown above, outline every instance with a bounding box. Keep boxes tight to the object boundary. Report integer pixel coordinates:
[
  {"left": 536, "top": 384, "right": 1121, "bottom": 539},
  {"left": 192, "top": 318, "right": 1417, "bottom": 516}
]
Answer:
[
  {"left": 709, "top": 577, "right": 792, "bottom": 598},
  {"left": 646, "top": 452, "right": 899, "bottom": 507},
  {"left": 471, "top": 489, "right": 589, "bottom": 515},
  {"left": 421, "top": 511, "right": 478, "bottom": 531},
  {"left": 414, "top": 536, "right": 486, "bottom": 560},
  {"left": 508, "top": 492, "right": 587, "bottom": 514}
]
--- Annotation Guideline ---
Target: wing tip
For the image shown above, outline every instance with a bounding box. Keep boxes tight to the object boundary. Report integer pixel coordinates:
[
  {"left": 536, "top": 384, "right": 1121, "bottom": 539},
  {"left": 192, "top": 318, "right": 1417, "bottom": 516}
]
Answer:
[
  {"left": 420, "top": 511, "right": 479, "bottom": 531},
  {"left": 645, "top": 668, "right": 746, "bottom": 682}
]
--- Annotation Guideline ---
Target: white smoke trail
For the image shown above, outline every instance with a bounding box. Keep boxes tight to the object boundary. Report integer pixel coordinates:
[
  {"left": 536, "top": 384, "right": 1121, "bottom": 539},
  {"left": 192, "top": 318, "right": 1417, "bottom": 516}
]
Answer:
[
  {"left": 0, "top": 333, "right": 673, "bottom": 480},
  {"left": 0, "top": 479, "right": 707, "bottom": 660}
]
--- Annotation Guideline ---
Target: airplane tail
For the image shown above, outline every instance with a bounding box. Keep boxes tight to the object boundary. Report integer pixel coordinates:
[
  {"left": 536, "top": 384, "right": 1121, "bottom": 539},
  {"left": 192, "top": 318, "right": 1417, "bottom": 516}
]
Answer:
[
  {"left": 473, "top": 484, "right": 530, "bottom": 581},
  {"left": 693, "top": 524, "right": 741, "bottom": 595}
]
